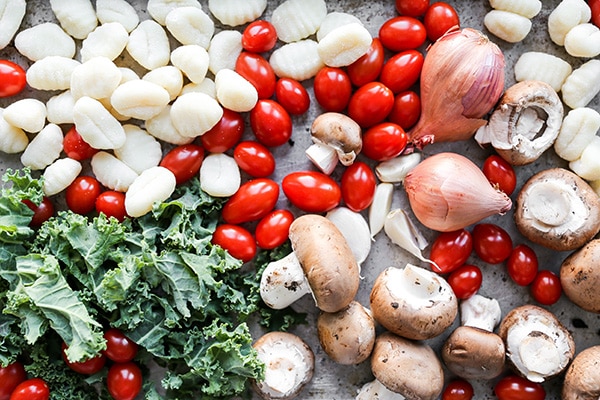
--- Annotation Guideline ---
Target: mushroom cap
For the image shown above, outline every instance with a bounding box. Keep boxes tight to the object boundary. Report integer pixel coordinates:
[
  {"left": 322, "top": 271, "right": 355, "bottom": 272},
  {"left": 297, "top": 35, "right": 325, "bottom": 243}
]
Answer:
[
  {"left": 310, "top": 112, "right": 362, "bottom": 165},
  {"left": 514, "top": 168, "right": 600, "bottom": 251},
  {"left": 441, "top": 326, "right": 505, "bottom": 380},
  {"left": 317, "top": 301, "right": 376, "bottom": 365},
  {"left": 562, "top": 345, "right": 600, "bottom": 400},
  {"left": 289, "top": 214, "right": 360, "bottom": 313},
  {"left": 371, "top": 331, "right": 444, "bottom": 400},
  {"left": 560, "top": 238, "right": 600, "bottom": 313}
]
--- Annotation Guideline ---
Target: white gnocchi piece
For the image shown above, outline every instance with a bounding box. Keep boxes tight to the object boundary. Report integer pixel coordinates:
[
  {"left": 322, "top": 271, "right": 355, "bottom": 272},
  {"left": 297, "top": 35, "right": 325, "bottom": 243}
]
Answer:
[
  {"left": 20, "top": 124, "right": 64, "bottom": 171},
  {"left": 125, "top": 166, "right": 176, "bottom": 217},
  {"left": 564, "top": 23, "right": 600, "bottom": 58},
  {"left": 316, "top": 12, "right": 362, "bottom": 42},
  {"left": 591, "top": 179, "right": 600, "bottom": 196},
  {"left": 170, "top": 92, "right": 224, "bottom": 138},
  {"left": 484, "top": 10, "right": 532, "bottom": 43},
  {"left": 143, "top": 66, "right": 183, "bottom": 101},
  {"left": 207, "top": 30, "right": 243, "bottom": 75},
  {"left": 561, "top": 59, "right": 600, "bottom": 109},
  {"left": 145, "top": 105, "right": 195, "bottom": 145},
  {"left": 317, "top": 23, "right": 372, "bottom": 67},
  {"left": 110, "top": 80, "right": 170, "bottom": 121},
  {"left": 114, "top": 125, "right": 162, "bottom": 174},
  {"left": 26, "top": 56, "right": 81, "bottom": 91},
  {"left": 3, "top": 98, "right": 47, "bottom": 133},
  {"left": 49, "top": 0, "right": 98, "bottom": 40},
  {"left": 165, "top": 6, "right": 214, "bottom": 48},
  {"left": 548, "top": 0, "right": 591, "bottom": 46},
  {"left": 80, "top": 22, "right": 130, "bottom": 62},
  {"left": 271, "top": 0, "right": 328, "bottom": 43},
  {"left": 514, "top": 52, "right": 572, "bottom": 92},
  {"left": 0, "top": 108, "right": 28, "bottom": 154},
  {"left": 91, "top": 151, "right": 138, "bottom": 192},
  {"left": 46, "top": 91, "right": 76, "bottom": 125},
  {"left": 208, "top": 0, "right": 267, "bottom": 27},
  {"left": 489, "top": 0, "right": 542, "bottom": 18},
  {"left": 570, "top": 136, "right": 600, "bottom": 181},
  {"left": 147, "top": 0, "right": 202, "bottom": 25},
  {"left": 127, "top": 20, "right": 171, "bottom": 70},
  {"left": 42, "top": 158, "right": 82, "bottom": 196},
  {"left": 270, "top": 39, "right": 325, "bottom": 81},
  {"left": 554, "top": 107, "right": 600, "bottom": 161},
  {"left": 118, "top": 67, "right": 140, "bottom": 84},
  {"left": 215, "top": 69, "right": 258, "bottom": 113},
  {"left": 14, "top": 23, "right": 76, "bottom": 61},
  {"left": 0, "top": 0, "right": 26, "bottom": 50},
  {"left": 200, "top": 153, "right": 241, "bottom": 197},
  {"left": 96, "top": 0, "right": 140, "bottom": 33},
  {"left": 180, "top": 78, "right": 216, "bottom": 98},
  {"left": 73, "top": 96, "right": 126, "bottom": 149},
  {"left": 98, "top": 97, "right": 129, "bottom": 122},
  {"left": 170, "top": 45, "right": 210, "bottom": 84},
  {"left": 70, "top": 57, "right": 122, "bottom": 101}
]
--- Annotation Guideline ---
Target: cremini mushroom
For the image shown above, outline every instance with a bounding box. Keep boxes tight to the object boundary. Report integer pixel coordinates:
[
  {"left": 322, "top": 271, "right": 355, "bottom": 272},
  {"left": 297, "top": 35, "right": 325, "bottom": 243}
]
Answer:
[
  {"left": 560, "top": 238, "right": 600, "bottom": 313},
  {"left": 252, "top": 331, "right": 315, "bottom": 400},
  {"left": 514, "top": 168, "right": 600, "bottom": 251},
  {"left": 355, "top": 379, "right": 407, "bottom": 400},
  {"left": 562, "top": 345, "right": 600, "bottom": 400},
  {"left": 474, "top": 80, "right": 564, "bottom": 165},
  {"left": 498, "top": 304, "right": 575, "bottom": 383}
]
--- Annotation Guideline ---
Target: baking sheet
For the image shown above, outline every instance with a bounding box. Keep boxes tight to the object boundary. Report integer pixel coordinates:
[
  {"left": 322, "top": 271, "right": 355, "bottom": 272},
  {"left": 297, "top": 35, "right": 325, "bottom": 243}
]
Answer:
[{"left": 0, "top": 1, "right": 599, "bottom": 399}]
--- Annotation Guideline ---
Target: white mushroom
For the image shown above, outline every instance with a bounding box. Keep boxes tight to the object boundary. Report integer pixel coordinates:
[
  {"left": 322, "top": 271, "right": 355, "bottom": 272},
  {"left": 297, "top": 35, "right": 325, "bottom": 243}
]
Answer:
[
  {"left": 560, "top": 238, "right": 600, "bottom": 313},
  {"left": 562, "top": 345, "right": 600, "bottom": 400}
]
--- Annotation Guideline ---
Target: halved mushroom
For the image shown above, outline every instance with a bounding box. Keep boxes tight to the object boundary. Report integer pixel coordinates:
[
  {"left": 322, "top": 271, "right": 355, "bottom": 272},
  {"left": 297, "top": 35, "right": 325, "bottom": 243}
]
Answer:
[
  {"left": 562, "top": 345, "right": 600, "bottom": 400},
  {"left": 560, "top": 238, "right": 600, "bottom": 313},
  {"left": 474, "top": 80, "right": 563, "bottom": 165},
  {"left": 514, "top": 168, "right": 600, "bottom": 251}
]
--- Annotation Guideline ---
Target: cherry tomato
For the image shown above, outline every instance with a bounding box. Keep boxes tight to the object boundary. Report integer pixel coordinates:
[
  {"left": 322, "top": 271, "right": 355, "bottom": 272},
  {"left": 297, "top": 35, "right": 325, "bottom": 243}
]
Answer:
[
  {"left": 482, "top": 154, "right": 517, "bottom": 196},
  {"left": 103, "top": 328, "right": 138, "bottom": 363},
  {"left": 200, "top": 109, "right": 244, "bottom": 153},
  {"left": 250, "top": 99, "right": 293, "bottom": 147},
  {"left": 212, "top": 224, "right": 257, "bottom": 262},
  {"left": 530, "top": 270, "right": 562, "bottom": 305},
  {"left": 160, "top": 144, "right": 204, "bottom": 185},
  {"left": 0, "top": 362, "right": 26, "bottom": 400},
  {"left": 348, "top": 82, "right": 394, "bottom": 128},
  {"left": 9, "top": 378, "right": 49, "bottom": 400},
  {"left": 282, "top": 171, "right": 341, "bottom": 213},
  {"left": 95, "top": 191, "right": 127, "bottom": 222},
  {"left": 22, "top": 197, "right": 55, "bottom": 227},
  {"left": 106, "top": 362, "right": 142, "bottom": 400},
  {"left": 388, "top": 90, "right": 421, "bottom": 130},
  {"left": 221, "top": 179, "right": 280, "bottom": 224},
  {"left": 347, "top": 38, "right": 385, "bottom": 87},
  {"left": 472, "top": 223, "right": 513, "bottom": 264},
  {"left": 313, "top": 67, "right": 352, "bottom": 112},
  {"left": 590, "top": 0, "right": 600, "bottom": 27},
  {"left": 379, "top": 50, "right": 424, "bottom": 94},
  {"left": 379, "top": 16, "right": 427, "bottom": 51},
  {"left": 63, "top": 126, "right": 99, "bottom": 161},
  {"left": 361, "top": 122, "right": 408, "bottom": 161},
  {"left": 506, "top": 244, "right": 538, "bottom": 286},
  {"left": 275, "top": 78, "right": 310, "bottom": 115},
  {"left": 0, "top": 60, "right": 27, "bottom": 98},
  {"left": 242, "top": 20, "right": 278, "bottom": 53},
  {"left": 61, "top": 343, "right": 106, "bottom": 375},
  {"left": 65, "top": 176, "right": 102, "bottom": 215},
  {"left": 255, "top": 209, "right": 295, "bottom": 249},
  {"left": 424, "top": 2, "right": 460, "bottom": 42},
  {"left": 235, "top": 52, "right": 276, "bottom": 99},
  {"left": 233, "top": 141, "right": 276, "bottom": 178},
  {"left": 341, "top": 161, "right": 377, "bottom": 212},
  {"left": 429, "top": 229, "right": 473, "bottom": 274},
  {"left": 447, "top": 264, "right": 482, "bottom": 299},
  {"left": 494, "top": 375, "right": 546, "bottom": 400},
  {"left": 395, "top": 0, "right": 430, "bottom": 17},
  {"left": 442, "top": 379, "right": 474, "bottom": 400}
]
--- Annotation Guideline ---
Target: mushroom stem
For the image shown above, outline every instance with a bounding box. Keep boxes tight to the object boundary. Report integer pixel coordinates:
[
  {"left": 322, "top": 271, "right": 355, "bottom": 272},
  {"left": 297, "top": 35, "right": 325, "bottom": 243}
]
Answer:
[
  {"left": 260, "top": 252, "right": 312, "bottom": 310},
  {"left": 305, "top": 142, "right": 338, "bottom": 174},
  {"left": 460, "top": 294, "right": 502, "bottom": 332}
]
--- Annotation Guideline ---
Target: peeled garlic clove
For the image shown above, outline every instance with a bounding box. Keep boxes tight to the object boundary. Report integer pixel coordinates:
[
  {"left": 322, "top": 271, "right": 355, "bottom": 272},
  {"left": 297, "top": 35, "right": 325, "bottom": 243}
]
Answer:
[
  {"left": 384, "top": 208, "right": 431, "bottom": 265},
  {"left": 326, "top": 207, "right": 372, "bottom": 266},
  {"left": 375, "top": 152, "right": 421, "bottom": 183},
  {"left": 369, "top": 182, "right": 394, "bottom": 237}
]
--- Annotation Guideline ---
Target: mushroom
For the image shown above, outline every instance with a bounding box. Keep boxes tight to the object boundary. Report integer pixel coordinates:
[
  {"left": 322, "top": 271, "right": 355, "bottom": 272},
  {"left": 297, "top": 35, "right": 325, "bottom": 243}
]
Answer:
[
  {"left": 514, "top": 168, "right": 600, "bottom": 251},
  {"left": 560, "top": 238, "right": 600, "bottom": 313},
  {"left": 562, "top": 345, "right": 600, "bottom": 400},
  {"left": 260, "top": 214, "right": 360, "bottom": 313},
  {"left": 317, "top": 301, "right": 376, "bottom": 365},
  {"left": 474, "top": 80, "right": 564, "bottom": 165},
  {"left": 305, "top": 112, "right": 362, "bottom": 174},
  {"left": 369, "top": 264, "right": 458, "bottom": 340},
  {"left": 355, "top": 379, "right": 407, "bottom": 400},
  {"left": 498, "top": 304, "right": 575, "bottom": 383},
  {"left": 442, "top": 294, "right": 505, "bottom": 380},
  {"left": 252, "top": 331, "right": 315, "bottom": 400},
  {"left": 370, "top": 331, "right": 444, "bottom": 400}
]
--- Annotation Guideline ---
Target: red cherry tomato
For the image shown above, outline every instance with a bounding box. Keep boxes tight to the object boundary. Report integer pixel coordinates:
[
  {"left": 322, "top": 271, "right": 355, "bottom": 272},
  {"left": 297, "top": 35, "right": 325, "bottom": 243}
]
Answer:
[
  {"left": 472, "top": 223, "right": 513, "bottom": 264},
  {"left": 0, "top": 362, "right": 26, "bottom": 400},
  {"left": 250, "top": 99, "right": 293, "bottom": 147},
  {"left": 447, "top": 264, "right": 482, "bottom": 299},
  {"left": 282, "top": 171, "right": 341, "bottom": 213},
  {"left": 221, "top": 179, "right": 279, "bottom": 224},
  {"left": 103, "top": 329, "right": 138, "bottom": 363},
  {"left": 506, "top": 244, "right": 538, "bottom": 286},
  {"left": 212, "top": 224, "right": 257, "bottom": 262},
  {"left": 200, "top": 109, "right": 244, "bottom": 153},
  {"left": 63, "top": 126, "right": 99, "bottom": 161},
  {"left": 0, "top": 60, "right": 27, "bottom": 98},
  {"left": 379, "top": 16, "right": 427, "bottom": 51},
  {"left": 530, "top": 270, "right": 562, "bottom": 305},
  {"left": 106, "top": 362, "right": 142, "bottom": 400},
  {"left": 160, "top": 144, "right": 204, "bottom": 185},
  {"left": 242, "top": 20, "right": 278, "bottom": 53},
  {"left": 348, "top": 82, "right": 394, "bottom": 128},
  {"left": 379, "top": 50, "right": 424, "bottom": 94},
  {"left": 65, "top": 176, "right": 102, "bottom": 215},
  {"left": 255, "top": 209, "right": 295, "bottom": 249},
  {"left": 95, "top": 191, "right": 127, "bottom": 222},
  {"left": 61, "top": 343, "right": 106, "bottom": 375},
  {"left": 233, "top": 141, "right": 276, "bottom": 178},
  {"left": 494, "top": 375, "right": 546, "bottom": 400},
  {"left": 361, "top": 122, "right": 408, "bottom": 161},
  {"left": 340, "top": 161, "right": 377, "bottom": 212},
  {"left": 424, "top": 2, "right": 460, "bottom": 42},
  {"left": 313, "top": 67, "right": 352, "bottom": 112},
  {"left": 9, "top": 378, "right": 49, "bottom": 400},
  {"left": 442, "top": 379, "right": 474, "bottom": 400},
  {"left": 22, "top": 197, "right": 55, "bottom": 227},
  {"left": 395, "top": 0, "right": 430, "bottom": 17},
  {"left": 429, "top": 229, "right": 473, "bottom": 274},
  {"left": 275, "top": 78, "right": 310, "bottom": 115},
  {"left": 388, "top": 90, "right": 421, "bottom": 130},
  {"left": 347, "top": 38, "right": 385, "bottom": 87},
  {"left": 235, "top": 52, "right": 276, "bottom": 99},
  {"left": 590, "top": 0, "right": 600, "bottom": 27},
  {"left": 482, "top": 154, "right": 517, "bottom": 196}
]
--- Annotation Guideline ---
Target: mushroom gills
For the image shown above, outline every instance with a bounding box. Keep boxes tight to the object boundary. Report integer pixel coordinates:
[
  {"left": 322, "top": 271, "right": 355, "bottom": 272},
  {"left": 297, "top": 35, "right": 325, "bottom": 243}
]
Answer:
[{"left": 387, "top": 264, "right": 453, "bottom": 308}]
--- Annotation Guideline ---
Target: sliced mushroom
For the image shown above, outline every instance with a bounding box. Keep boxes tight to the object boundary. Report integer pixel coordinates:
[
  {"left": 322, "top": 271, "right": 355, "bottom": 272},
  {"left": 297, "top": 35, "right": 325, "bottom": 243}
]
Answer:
[
  {"left": 562, "top": 345, "right": 600, "bottom": 400},
  {"left": 560, "top": 238, "right": 600, "bottom": 313},
  {"left": 514, "top": 168, "right": 600, "bottom": 251},
  {"left": 474, "top": 80, "right": 563, "bottom": 165}
]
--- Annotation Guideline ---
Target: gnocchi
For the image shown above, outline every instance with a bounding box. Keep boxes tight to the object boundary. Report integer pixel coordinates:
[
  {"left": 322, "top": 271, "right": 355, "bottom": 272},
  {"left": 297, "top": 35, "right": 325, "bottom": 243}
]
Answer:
[
  {"left": 125, "top": 166, "right": 176, "bottom": 218},
  {"left": 317, "top": 23, "right": 372, "bottom": 67},
  {"left": 42, "top": 158, "right": 82, "bottom": 196},
  {"left": 80, "top": 22, "right": 129, "bottom": 62},
  {"left": 271, "top": 0, "right": 328, "bottom": 43},
  {"left": 569, "top": 137, "right": 600, "bottom": 181},
  {"left": 49, "top": 0, "right": 97, "bottom": 40},
  {"left": 199, "top": 153, "right": 241, "bottom": 197},
  {"left": 215, "top": 69, "right": 258, "bottom": 113},
  {"left": 147, "top": 0, "right": 202, "bottom": 26},
  {"left": 170, "top": 45, "right": 210, "bottom": 84},
  {"left": 95, "top": 0, "right": 140, "bottom": 33},
  {"left": 208, "top": 0, "right": 267, "bottom": 27},
  {"left": 180, "top": 78, "right": 216, "bottom": 98},
  {"left": 0, "top": 108, "right": 28, "bottom": 154},
  {"left": 484, "top": 10, "right": 532, "bottom": 43},
  {"left": 547, "top": 0, "right": 591, "bottom": 46},
  {"left": 115, "top": 125, "right": 162, "bottom": 175},
  {"left": 3, "top": 98, "right": 47, "bottom": 133},
  {"left": 26, "top": 56, "right": 81, "bottom": 91},
  {"left": 561, "top": 59, "right": 600, "bottom": 109},
  {"left": 126, "top": 20, "right": 171, "bottom": 70},
  {"left": 554, "top": 108, "right": 600, "bottom": 161},
  {"left": 488, "top": 0, "right": 542, "bottom": 18},
  {"left": 20, "top": 123, "right": 64, "bottom": 170},
  {"left": 46, "top": 91, "right": 76, "bottom": 125},
  {"left": 91, "top": 151, "right": 138, "bottom": 192},
  {"left": 73, "top": 96, "right": 126, "bottom": 149},
  {"left": 514, "top": 52, "right": 572, "bottom": 92},
  {"left": 165, "top": 6, "right": 214, "bottom": 48},
  {"left": 0, "top": 0, "right": 26, "bottom": 50},
  {"left": 316, "top": 12, "right": 362, "bottom": 42},
  {"left": 14, "top": 23, "right": 76, "bottom": 61},
  {"left": 70, "top": 57, "right": 122, "bottom": 101},
  {"left": 207, "top": 30, "right": 243, "bottom": 75},
  {"left": 170, "top": 92, "right": 224, "bottom": 138},
  {"left": 142, "top": 66, "right": 184, "bottom": 101},
  {"left": 145, "top": 105, "right": 195, "bottom": 145},
  {"left": 110, "top": 79, "right": 171, "bottom": 120},
  {"left": 563, "top": 23, "right": 600, "bottom": 58},
  {"left": 269, "top": 39, "right": 325, "bottom": 81}
]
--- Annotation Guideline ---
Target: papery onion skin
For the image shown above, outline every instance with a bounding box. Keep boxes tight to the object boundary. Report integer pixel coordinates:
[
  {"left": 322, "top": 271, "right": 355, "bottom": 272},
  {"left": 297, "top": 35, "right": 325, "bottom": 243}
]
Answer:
[
  {"left": 404, "top": 152, "right": 512, "bottom": 232},
  {"left": 409, "top": 28, "right": 505, "bottom": 149}
]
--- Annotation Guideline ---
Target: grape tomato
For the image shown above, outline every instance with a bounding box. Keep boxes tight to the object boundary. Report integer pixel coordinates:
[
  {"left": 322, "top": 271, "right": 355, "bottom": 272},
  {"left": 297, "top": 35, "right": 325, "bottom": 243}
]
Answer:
[
  {"left": 103, "top": 328, "right": 138, "bottom": 363},
  {"left": 347, "top": 38, "right": 385, "bottom": 87},
  {"left": 424, "top": 2, "right": 460, "bottom": 42},
  {"left": 63, "top": 126, "right": 99, "bottom": 161},
  {"left": 275, "top": 78, "right": 310, "bottom": 115},
  {"left": 242, "top": 20, "right": 278, "bottom": 53},
  {"left": 0, "top": 60, "right": 27, "bottom": 98},
  {"left": 211, "top": 224, "right": 257, "bottom": 262},
  {"left": 160, "top": 144, "right": 205, "bottom": 185},
  {"left": 591, "top": 0, "right": 600, "bottom": 27},
  {"left": 442, "top": 379, "right": 474, "bottom": 400},
  {"left": 95, "top": 191, "right": 127, "bottom": 222},
  {"left": 250, "top": 99, "right": 293, "bottom": 147},
  {"left": 9, "top": 378, "right": 50, "bottom": 400},
  {"left": 379, "top": 50, "right": 424, "bottom": 94},
  {"left": 314, "top": 67, "right": 352, "bottom": 112},
  {"left": 447, "top": 264, "right": 482, "bottom": 299},
  {"left": 282, "top": 171, "right": 341, "bottom": 213},
  {"left": 472, "top": 223, "right": 513, "bottom": 264},
  {"left": 233, "top": 141, "right": 276, "bottom": 178},
  {"left": 388, "top": 90, "right": 421, "bottom": 130},
  {"left": 61, "top": 342, "right": 106, "bottom": 375},
  {"left": 255, "top": 209, "right": 294, "bottom": 249},
  {"left": 221, "top": 178, "right": 280, "bottom": 224},
  {"left": 201, "top": 108, "right": 244, "bottom": 153},
  {"left": 429, "top": 229, "right": 473, "bottom": 274},
  {"left": 0, "top": 362, "right": 26, "bottom": 400},
  {"left": 106, "top": 362, "right": 142, "bottom": 400},
  {"left": 482, "top": 154, "right": 517, "bottom": 196},
  {"left": 494, "top": 375, "right": 546, "bottom": 400},
  {"left": 23, "top": 197, "right": 55, "bottom": 227},
  {"left": 340, "top": 161, "right": 377, "bottom": 212},
  {"left": 530, "top": 270, "right": 562, "bottom": 305},
  {"left": 65, "top": 176, "right": 102, "bottom": 215},
  {"left": 348, "top": 81, "right": 394, "bottom": 128},
  {"left": 506, "top": 244, "right": 538, "bottom": 286},
  {"left": 379, "top": 16, "right": 427, "bottom": 51},
  {"left": 235, "top": 52, "right": 276, "bottom": 99},
  {"left": 361, "top": 122, "right": 408, "bottom": 161}
]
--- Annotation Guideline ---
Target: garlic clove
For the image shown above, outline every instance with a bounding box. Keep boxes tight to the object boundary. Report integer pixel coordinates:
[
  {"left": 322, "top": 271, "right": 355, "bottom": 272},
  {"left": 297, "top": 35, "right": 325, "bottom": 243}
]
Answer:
[
  {"left": 375, "top": 152, "right": 422, "bottom": 183},
  {"left": 384, "top": 208, "right": 432, "bottom": 265},
  {"left": 326, "top": 206, "right": 372, "bottom": 266},
  {"left": 368, "top": 182, "right": 394, "bottom": 237}
]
